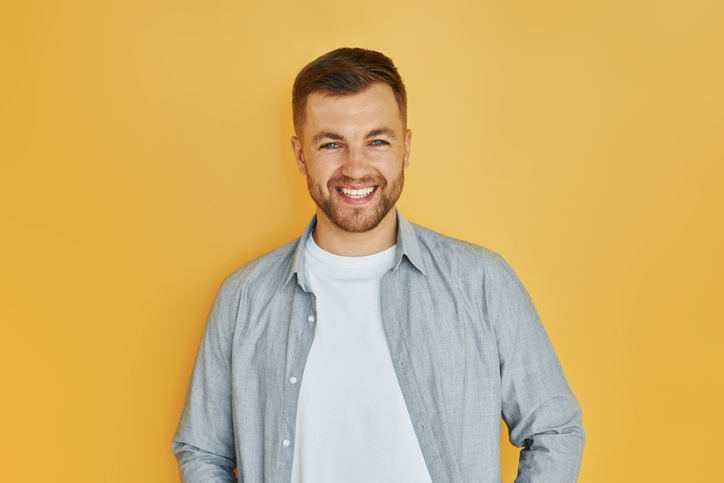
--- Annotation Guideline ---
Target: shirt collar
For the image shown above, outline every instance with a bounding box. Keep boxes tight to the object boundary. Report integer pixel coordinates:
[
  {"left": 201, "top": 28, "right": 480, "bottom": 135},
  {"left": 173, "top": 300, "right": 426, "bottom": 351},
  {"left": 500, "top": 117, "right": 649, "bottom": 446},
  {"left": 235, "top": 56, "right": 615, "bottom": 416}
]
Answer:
[
  {"left": 287, "top": 208, "right": 427, "bottom": 291},
  {"left": 394, "top": 208, "right": 427, "bottom": 276}
]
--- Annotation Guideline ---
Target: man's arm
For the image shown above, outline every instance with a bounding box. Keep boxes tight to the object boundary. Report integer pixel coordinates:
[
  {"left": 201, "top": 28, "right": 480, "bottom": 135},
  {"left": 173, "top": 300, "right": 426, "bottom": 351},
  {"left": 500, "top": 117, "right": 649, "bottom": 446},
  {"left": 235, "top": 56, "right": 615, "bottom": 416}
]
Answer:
[
  {"left": 491, "top": 254, "right": 585, "bottom": 482},
  {"left": 172, "top": 443, "right": 237, "bottom": 482},
  {"left": 172, "top": 279, "right": 239, "bottom": 483}
]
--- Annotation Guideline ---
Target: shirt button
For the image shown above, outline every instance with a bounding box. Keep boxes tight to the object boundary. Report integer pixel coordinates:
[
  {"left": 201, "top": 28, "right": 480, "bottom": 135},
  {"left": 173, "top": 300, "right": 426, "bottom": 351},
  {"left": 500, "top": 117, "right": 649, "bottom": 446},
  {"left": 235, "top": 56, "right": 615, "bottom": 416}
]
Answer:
[
  {"left": 289, "top": 376, "right": 297, "bottom": 384},
  {"left": 307, "top": 315, "right": 315, "bottom": 323},
  {"left": 283, "top": 439, "right": 291, "bottom": 447}
]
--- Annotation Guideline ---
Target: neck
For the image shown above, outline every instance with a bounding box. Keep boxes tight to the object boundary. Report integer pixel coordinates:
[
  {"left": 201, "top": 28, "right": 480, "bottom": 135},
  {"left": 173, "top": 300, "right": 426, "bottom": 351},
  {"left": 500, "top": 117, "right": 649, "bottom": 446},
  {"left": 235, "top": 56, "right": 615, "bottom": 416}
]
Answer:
[{"left": 313, "top": 209, "right": 398, "bottom": 257}]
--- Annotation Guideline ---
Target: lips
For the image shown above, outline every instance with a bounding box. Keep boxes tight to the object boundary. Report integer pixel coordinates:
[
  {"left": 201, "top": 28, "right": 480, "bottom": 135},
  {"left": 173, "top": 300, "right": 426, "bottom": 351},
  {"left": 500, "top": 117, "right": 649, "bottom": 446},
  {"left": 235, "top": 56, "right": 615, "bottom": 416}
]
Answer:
[
  {"left": 337, "top": 186, "right": 376, "bottom": 199},
  {"left": 334, "top": 185, "right": 379, "bottom": 205}
]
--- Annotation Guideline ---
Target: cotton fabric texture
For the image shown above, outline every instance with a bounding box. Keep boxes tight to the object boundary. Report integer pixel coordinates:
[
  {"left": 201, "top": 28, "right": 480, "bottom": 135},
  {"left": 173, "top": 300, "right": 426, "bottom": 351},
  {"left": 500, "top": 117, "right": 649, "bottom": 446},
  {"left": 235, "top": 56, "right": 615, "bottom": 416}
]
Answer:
[
  {"left": 292, "top": 236, "right": 432, "bottom": 482},
  {"left": 172, "top": 210, "right": 585, "bottom": 482}
]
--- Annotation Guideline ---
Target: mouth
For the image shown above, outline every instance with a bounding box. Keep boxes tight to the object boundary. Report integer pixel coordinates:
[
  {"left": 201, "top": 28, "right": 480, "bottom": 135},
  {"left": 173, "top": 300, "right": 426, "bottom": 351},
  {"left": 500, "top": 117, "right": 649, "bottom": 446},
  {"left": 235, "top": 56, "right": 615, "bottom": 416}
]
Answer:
[
  {"left": 335, "top": 186, "right": 378, "bottom": 203},
  {"left": 337, "top": 186, "right": 376, "bottom": 198}
]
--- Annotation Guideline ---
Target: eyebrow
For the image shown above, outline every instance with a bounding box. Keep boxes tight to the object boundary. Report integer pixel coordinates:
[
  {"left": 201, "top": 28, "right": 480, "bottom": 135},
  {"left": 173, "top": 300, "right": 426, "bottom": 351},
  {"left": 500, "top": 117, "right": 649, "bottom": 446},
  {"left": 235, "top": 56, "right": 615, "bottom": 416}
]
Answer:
[
  {"left": 311, "top": 128, "right": 397, "bottom": 145},
  {"left": 366, "top": 128, "right": 397, "bottom": 139},
  {"left": 312, "top": 132, "right": 345, "bottom": 144}
]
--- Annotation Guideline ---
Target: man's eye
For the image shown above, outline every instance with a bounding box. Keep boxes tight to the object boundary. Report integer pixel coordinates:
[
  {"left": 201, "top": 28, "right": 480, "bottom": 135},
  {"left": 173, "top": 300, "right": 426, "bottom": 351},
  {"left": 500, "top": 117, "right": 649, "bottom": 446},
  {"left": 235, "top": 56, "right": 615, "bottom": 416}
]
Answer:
[
  {"left": 320, "top": 143, "right": 340, "bottom": 150},
  {"left": 370, "top": 140, "right": 389, "bottom": 146}
]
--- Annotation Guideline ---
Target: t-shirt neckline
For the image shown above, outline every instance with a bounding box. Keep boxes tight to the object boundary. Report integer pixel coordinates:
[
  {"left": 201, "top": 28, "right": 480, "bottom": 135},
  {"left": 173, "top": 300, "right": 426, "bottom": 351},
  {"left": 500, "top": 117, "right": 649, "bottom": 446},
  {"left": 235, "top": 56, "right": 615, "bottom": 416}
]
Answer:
[{"left": 305, "top": 233, "right": 397, "bottom": 269}]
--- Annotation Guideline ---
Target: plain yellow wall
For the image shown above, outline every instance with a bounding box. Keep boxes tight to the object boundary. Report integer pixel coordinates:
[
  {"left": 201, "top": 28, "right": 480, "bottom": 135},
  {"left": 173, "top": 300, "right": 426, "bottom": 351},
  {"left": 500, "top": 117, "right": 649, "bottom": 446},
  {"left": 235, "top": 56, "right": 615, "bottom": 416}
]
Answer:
[{"left": 1, "top": 1, "right": 722, "bottom": 481}]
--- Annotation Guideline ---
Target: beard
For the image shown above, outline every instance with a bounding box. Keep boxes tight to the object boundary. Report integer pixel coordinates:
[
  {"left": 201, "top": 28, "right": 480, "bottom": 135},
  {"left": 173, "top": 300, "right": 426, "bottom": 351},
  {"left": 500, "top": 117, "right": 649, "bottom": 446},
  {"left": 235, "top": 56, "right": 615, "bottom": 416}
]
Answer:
[{"left": 307, "top": 169, "right": 405, "bottom": 233}]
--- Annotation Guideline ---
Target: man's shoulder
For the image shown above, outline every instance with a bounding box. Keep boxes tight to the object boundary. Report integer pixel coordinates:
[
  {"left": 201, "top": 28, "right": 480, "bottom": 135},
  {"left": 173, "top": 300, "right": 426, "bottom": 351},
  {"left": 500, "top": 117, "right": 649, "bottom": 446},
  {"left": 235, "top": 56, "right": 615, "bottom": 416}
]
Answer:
[
  {"left": 410, "top": 222, "right": 506, "bottom": 268},
  {"left": 218, "top": 237, "right": 301, "bottom": 295},
  {"left": 408, "top": 221, "right": 527, "bottom": 301}
]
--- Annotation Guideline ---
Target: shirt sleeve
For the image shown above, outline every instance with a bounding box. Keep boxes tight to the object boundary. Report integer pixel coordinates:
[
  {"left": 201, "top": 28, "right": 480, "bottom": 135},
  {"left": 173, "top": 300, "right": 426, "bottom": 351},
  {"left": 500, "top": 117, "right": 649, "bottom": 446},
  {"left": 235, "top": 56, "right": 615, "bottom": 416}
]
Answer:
[
  {"left": 490, "top": 253, "right": 585, "bottom": 482},
  {"left": 172, "top": 278, "right": 240, "bottom": 483}
]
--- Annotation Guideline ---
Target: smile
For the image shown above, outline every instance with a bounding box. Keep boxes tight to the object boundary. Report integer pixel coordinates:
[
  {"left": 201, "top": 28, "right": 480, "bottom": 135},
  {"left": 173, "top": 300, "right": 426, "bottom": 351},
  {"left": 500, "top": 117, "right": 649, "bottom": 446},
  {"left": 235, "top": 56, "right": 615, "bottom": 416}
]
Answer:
[{"left": 337, "top": 186, "right": 377, "bottom": 199}]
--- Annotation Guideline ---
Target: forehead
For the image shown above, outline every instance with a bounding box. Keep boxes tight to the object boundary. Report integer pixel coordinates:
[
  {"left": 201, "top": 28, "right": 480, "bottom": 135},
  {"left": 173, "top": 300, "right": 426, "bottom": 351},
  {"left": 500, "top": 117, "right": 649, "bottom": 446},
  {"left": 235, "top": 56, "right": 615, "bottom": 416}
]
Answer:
[{"left": 304, "top": 83, "right": 402, "bottom": 133}]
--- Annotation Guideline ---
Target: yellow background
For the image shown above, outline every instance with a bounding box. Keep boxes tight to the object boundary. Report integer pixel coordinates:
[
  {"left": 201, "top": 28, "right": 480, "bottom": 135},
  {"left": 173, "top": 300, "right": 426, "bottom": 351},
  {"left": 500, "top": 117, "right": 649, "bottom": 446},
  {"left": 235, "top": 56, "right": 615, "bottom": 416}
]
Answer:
[{"left": 1, "top": 0, "right": 722, "bottom": 481}]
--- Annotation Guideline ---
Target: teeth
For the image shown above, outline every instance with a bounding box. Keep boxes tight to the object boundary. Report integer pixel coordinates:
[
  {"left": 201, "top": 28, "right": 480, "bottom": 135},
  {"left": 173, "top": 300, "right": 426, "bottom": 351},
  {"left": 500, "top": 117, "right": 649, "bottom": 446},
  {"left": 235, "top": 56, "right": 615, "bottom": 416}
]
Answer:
[{"left": 339, "top": 187, "right": 375, "bottom": 199}]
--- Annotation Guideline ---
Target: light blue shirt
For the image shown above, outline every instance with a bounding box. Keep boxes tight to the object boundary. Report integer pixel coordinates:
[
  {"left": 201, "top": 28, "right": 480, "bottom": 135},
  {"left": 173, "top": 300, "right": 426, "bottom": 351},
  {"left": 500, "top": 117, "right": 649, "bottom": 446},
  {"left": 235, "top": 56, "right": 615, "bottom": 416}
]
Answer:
[{"left": 172, "top": 210, "right": 585, "bottom": 482}]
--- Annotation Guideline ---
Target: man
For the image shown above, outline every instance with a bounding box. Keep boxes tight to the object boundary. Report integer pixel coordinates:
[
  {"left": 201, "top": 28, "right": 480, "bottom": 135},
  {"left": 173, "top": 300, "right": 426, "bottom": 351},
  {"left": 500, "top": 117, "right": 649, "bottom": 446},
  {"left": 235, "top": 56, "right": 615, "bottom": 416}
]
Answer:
[{"left": 172, "top": 47, "right": 585, "bottom": 483}]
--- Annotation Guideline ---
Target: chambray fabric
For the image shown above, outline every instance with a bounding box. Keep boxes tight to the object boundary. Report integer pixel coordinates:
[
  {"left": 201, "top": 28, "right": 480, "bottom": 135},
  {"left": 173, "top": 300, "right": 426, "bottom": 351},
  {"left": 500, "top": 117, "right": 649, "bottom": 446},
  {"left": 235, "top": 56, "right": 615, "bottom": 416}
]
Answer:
[{"left": 172, "top": 210, "right": 585, "bottom": 483}]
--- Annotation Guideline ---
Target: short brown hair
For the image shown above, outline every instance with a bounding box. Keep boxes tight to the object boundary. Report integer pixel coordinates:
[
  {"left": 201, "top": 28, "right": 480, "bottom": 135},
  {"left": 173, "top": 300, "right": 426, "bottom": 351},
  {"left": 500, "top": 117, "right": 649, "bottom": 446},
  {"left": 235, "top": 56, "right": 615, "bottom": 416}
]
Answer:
[{"left": 292, "top": 47, "right": 407, "bottom": 136}]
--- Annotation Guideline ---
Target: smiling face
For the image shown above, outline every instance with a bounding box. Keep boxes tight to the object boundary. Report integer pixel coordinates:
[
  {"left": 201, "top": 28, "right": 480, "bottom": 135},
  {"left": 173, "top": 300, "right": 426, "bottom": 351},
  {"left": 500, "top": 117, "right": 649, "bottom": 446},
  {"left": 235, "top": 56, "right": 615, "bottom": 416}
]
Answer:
[{"left": 291, "top": 83, "right": 412, "bottom": 235}]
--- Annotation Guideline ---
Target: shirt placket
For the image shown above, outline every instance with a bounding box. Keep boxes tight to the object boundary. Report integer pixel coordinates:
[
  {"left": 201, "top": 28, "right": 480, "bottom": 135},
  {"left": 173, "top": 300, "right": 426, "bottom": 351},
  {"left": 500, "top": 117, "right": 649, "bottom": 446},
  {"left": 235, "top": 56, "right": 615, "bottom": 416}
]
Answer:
[{"left": 277, "top": 286, "right": 317, "bottom": 481}]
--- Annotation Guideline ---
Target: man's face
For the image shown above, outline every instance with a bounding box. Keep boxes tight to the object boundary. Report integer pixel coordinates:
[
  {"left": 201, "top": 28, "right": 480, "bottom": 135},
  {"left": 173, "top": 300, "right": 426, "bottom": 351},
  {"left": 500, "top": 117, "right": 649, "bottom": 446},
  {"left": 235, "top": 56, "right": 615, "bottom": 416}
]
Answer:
[{"left": 291, "top": 82, "right": 412, "bottom": 233}]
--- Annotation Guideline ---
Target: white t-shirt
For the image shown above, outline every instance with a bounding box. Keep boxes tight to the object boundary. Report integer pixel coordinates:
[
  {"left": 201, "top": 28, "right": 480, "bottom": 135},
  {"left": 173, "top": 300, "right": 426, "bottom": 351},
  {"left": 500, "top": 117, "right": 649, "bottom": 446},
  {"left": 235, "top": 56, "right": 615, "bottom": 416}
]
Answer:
[{"left": 290, "top": 235, "right": 433, "bottom": 483}]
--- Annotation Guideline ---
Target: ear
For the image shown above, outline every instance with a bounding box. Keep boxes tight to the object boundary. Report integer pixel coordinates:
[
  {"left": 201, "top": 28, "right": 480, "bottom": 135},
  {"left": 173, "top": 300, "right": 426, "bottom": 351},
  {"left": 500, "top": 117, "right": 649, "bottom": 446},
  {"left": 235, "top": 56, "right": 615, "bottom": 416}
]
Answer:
[
  {"left": 291, "top": 136, "right": 307, "bottom": 175},
  {"left": 403, "top": 129, "right": 412, "bottom": 169}
]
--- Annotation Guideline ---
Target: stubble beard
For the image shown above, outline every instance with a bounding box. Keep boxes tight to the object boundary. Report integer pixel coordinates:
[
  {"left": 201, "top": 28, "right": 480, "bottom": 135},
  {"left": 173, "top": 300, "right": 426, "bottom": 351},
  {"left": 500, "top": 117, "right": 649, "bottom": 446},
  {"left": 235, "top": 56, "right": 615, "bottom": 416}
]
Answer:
[{"left": 308, "top": 169, "right": 405, "bottom": 233}]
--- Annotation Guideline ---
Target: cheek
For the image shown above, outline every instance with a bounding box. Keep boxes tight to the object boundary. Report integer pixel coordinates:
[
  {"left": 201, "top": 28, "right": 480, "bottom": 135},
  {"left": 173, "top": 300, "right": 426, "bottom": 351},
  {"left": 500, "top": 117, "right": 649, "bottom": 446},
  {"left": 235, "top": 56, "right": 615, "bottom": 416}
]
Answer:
[
  {"left": 370, "top": 149, "right": 404, "bottom": 170},
  {"left": 367, "top": 148, "right": 397, "bottom": 166},
  {"left": 307, "top": 158, "right": 338, "bottom": 184}
]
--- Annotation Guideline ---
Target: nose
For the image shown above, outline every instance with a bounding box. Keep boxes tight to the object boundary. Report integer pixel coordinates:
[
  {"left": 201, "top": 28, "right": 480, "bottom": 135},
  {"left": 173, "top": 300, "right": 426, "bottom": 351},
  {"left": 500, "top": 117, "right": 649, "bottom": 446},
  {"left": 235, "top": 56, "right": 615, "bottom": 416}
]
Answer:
[{"left": 340, "top": 145, "right": 370, "bottom": 180}]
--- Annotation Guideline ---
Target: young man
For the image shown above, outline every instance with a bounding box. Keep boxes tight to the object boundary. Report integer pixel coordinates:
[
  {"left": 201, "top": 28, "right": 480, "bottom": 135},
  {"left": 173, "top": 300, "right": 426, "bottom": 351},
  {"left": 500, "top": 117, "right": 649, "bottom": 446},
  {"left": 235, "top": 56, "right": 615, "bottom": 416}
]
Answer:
[{"left": 172, "top": 48, "right": 585, "bottom": 483}]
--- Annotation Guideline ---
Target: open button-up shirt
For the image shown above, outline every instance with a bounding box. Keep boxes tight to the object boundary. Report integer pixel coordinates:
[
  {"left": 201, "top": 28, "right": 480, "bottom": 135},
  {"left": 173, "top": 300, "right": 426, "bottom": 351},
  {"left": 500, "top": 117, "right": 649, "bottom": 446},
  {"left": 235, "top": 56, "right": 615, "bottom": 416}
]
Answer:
[{"left": 172, "top": 210, "right": 585, "bottom": 482}]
